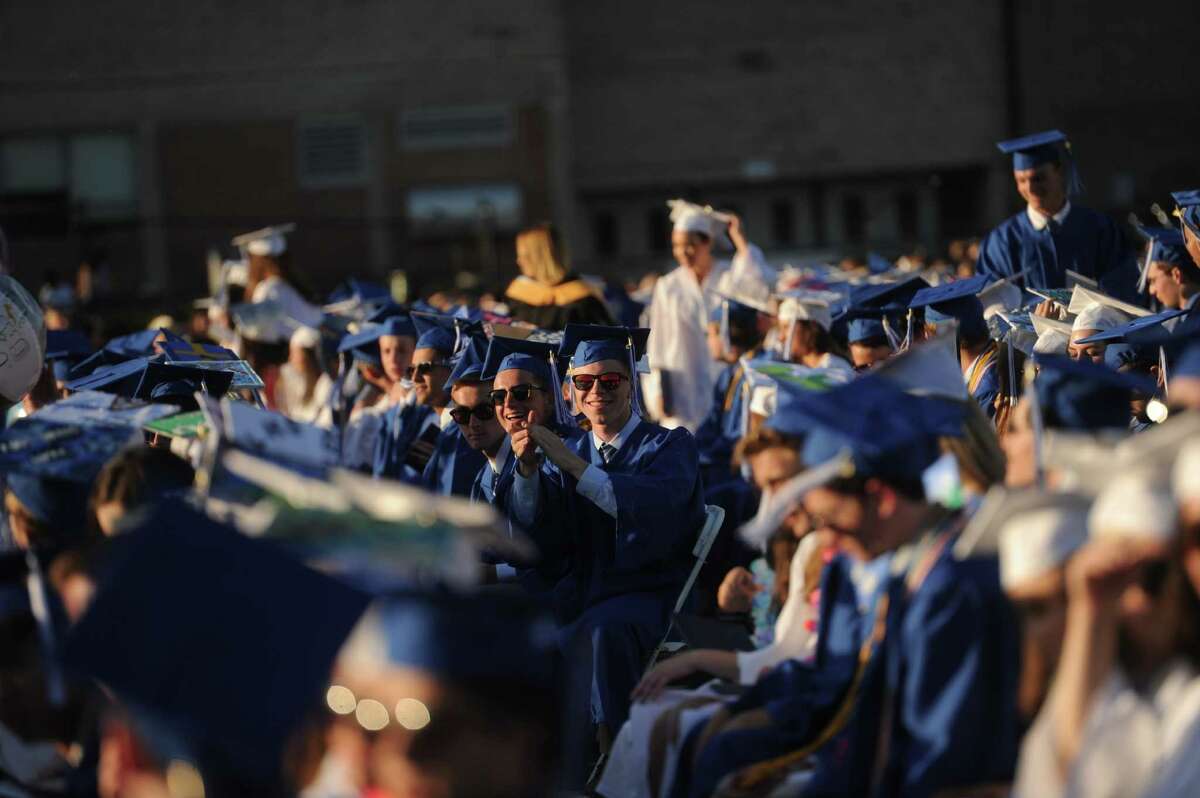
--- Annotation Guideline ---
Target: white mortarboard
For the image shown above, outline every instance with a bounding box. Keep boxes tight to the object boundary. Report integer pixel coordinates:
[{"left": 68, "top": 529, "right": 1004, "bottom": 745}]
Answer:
[
  {"left": 1089, "top": 470, "right": 1178, "bottom": 542},
  {"left": 1033, "top": 329, "right": 1071, "bottom": 356},
  {"left": 1067, "top": 284, "right": 1151, "bottom": 320},
  {"left": 873, "top": 330, "right": 968, "bottom": 400},
  {"left": 777, "top": 297, "right": 832, "bottom": 331},
  {"left": 290, "top": 326, "right": 321, "bottom": 350},
  {"left": 978, "top": 277, "right": 1023, "bottom": 319},
  {"left": 1172, "top": 438, "right": 1200, "bottom": 505},
  {"left": 666, "top": 199, "right": 729, "bottom": 239},
  {"left": 999, "top": 497, "right": 1090, "bottom": 590},
  {"left": 1030, "top": 314, "right": 1073, "bottom": 338},
  {"left": 232, "top": 224, "right": 296, "bottom": 257},
  {"left": 1071, "top": 303, "right": 1131, "bottom": 335}
]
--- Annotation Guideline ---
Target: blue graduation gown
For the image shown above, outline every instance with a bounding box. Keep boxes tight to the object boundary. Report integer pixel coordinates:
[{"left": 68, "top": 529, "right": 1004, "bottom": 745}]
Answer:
[
  {"left": 419, "top": 424, "right": 486, "bottom": 498},
  {"left": 694, "top": 360, "right": 749, "bottom": 488},
  {"left": 372, "top": 401, "right": 435, "bottom": 481},
  {"left": 976, "top": 206, "right": 1132, "bottom": 297},
  {"left": 675, "top": 553, "right": 884, "bottom": 798},
  {"left": 683, "top": 523, "right": 1020, "bottom": 798},
  {"left": 511, "top": 419, "right": 705, "bottom": 739}
]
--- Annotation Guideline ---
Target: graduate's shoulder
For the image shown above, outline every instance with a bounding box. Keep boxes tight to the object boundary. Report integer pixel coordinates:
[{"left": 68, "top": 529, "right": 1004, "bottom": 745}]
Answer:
[
  {"left": 630, "top": 418, "right": 700, "bottom": 454},
  {"left": 981, "top": 211, "right": 1030, "bottom": 245},
  {"left": 1067, "top": 204, "right": 1122, "bottom": 233}
]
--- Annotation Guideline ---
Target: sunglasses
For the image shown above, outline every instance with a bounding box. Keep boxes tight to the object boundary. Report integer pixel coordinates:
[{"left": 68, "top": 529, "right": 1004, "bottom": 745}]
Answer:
[
  {"left": 449, "top": 403, "right": 496, "bottom": 425},
  {"left": 488, "top": 384, "right": 546, "bottom": 405},
  {"left": 571, "top": 372, "right": 628, "bottom": 393},
  {"left": 405, "top": 360, "right": 450, "bottom": 379}
]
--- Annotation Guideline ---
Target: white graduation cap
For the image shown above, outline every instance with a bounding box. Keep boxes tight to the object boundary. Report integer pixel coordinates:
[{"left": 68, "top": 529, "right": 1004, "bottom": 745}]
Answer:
[
  {"left": 954, "top": 487, "right": 1090, "bottom": 579},
  {"left": 873, "top": 329, "right": 968, "bottom": 400},
  {"left": 713, "top": 271, "right": 774, "bottom": 315},
  {"left": 1067, "top": 284, "right": 1151, "bottom": 319},
  {"left": 666, "top": 199, "right": 731, "bottom": 239},
  {"left": 1030, "top": 312, "right": 1072, "bottom": 355},
  {"left": 1071, "top": 302, "right": 1131, "bottom": 335},
  {"left": 978, "top": 277, "right": 1023, "bottom": 319},
  {"left": 777, "top": 296, "right": 832, "bottom": 331},
  {"left": 232, "top": 223, "right": 296, "bottom": 257},
  {"left": 1089, "top": 469, "right": 1178, "bottom": 543},
  {"left": 738, "top": 451, "right": 855, "bottom": 550}
]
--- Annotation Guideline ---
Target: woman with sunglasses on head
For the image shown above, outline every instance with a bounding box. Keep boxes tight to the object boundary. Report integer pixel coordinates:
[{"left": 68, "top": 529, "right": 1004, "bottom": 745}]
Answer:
[
  {"left": 1022, "top": 470, "right": 1200, "bottom": 798},
  {"left": 507, "top": 323, "right": 706, "bottom": 788}
]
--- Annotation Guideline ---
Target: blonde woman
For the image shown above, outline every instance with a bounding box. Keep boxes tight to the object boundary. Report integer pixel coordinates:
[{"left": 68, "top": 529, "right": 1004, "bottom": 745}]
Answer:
[{"left": 504, "top": 223, "right": 613, "bottom": 329}]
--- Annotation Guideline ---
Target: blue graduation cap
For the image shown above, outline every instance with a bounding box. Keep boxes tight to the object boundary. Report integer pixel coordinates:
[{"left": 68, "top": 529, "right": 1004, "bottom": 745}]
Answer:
[
  {"left": 336, "top": 317, "right": 417, "bottom": 368},
  {"left": 365, "top": 302, "right": 416, "bottom": 330},
  {"left": 44, "top": 329, "right": 93, "bottom": 381},
  {"left": 481, "top": 336, "right": 572, "bottom": 427},
  {"left": 1032, "top": 354, "right": 1156, "bottom": 431},
  {"left": 350, "top": 591, "right": 557, "bottom": 691},
  {"left": 908, "top": 275, "right": 990, "bottom": 339},
  {"left": 411, "top": 311, "right": 483, "bottom": 355},
  {"left": 63, "top": 501, "right": 370, "bottom": 789},
  {"left": 847, "top": 317, "right": 888, "bottom": 346},
  {"left": 832, "top": 276, "right": 930, "bottom": 325},
  {"left": 326, "top": 278, "right": 390, "bottom": 306},
  {"left": 1172, "top": 189, "right": 1200, "bottom": 238},
  {"left": 786, "top": 373, "right": 965, "bottom": 492},
  {"left": 997, "top": 129, "right": 1083, "bottom": 196},
  {"left": 65, "top": 357, "right": 235, "bottom": 404},
  {"left": 1071, "top": 308, "right": 1185, "bottom": 346},
  {"left": 559, "top": 324, "right": 651, "bottom": 417},
  {"left": 445, "top": 335, "right": 489, "bottom": 390},
  {"left": 1104, "top": 343, "right": 1153, "bottom": 372},
  {"left": 866, "top": 252, "right": 893, "bottom": 274}
]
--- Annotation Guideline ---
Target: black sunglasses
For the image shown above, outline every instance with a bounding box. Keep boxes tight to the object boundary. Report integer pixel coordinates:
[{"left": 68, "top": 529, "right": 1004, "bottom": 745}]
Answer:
[
  {"left": 571, "top": 372, "right": 628, "bottom": 393},
  {"left": 488, "top": 384, "right": 546, "bottom": 405},
  {"left": 405, "top": 360, "right": 450, "bottom": 379},
  {"left": 449, "top": 403, "right": 496, "bottom": 425}
]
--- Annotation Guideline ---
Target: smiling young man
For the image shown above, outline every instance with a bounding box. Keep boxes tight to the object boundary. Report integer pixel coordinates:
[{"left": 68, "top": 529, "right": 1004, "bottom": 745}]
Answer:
[
  {"left": 507, "top": 323, "right": 705, "bottom": 786},
  {"left": 976, "top": 130, "right": 1130, "bottom": 295}
]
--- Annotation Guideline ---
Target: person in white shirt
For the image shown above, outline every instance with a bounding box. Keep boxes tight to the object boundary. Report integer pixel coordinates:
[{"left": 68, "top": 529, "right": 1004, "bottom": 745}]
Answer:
[
  {"left": 274, "top": 326, "right": 333, "bottom": 426},
  {"left": 643, "top": 200, "right": 774, "bottom": 431}
]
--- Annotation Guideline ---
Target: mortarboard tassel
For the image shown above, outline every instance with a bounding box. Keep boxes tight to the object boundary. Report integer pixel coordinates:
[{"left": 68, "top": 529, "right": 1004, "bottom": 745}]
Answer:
[
  {"left": 719, "top": 300, "right": 731, "bottom": 361},
  {"left": 626, "top": 334, "right": 646, "bottom": 418},
  {"left": 547, "top": 351, "right": 575, "bottom": 428},
  {"left": 880, "top": 316, "right": 902, "bottom": 351}
]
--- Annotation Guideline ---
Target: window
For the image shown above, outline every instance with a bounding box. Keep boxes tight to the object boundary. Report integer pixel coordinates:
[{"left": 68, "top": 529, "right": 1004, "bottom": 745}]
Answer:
[
  {"left": 771, "top": 199, "right": 794, "bottom": 246},
  {"left": 594, "top": 211, "right": 618, "bottom": 257},
  {"left": 842, "top": 195, "right": 865, "bottom": 243},
  {"left": 297, "top": 118, "right": 367, "bottom": 188},
  {"left": 647, "top": 207, "right": 669, "bottom": 253},
  {"left": 0, "top": 133, "right": 136, "bottom": 220},
  {"left": 405, "top": 183, "right": 522, "bottom": 237},
  {"left": 399, "top": 106, "right": 514, "bottom": 151}
]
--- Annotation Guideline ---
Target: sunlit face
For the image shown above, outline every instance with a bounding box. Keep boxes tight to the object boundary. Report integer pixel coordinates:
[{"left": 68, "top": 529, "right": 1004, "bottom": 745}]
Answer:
[
  {"left": 571, "top": 359, "right": 632, "bottom": 430},
  {"left": 803, "top": 486, "right": 868, "bottom": 545},
  {"left": 747, "top": 445, "right": 808, "bottom": 537},
  {"left": 781, "top": 320, "right": 820, "bottom": 362},
  {"left": 1013, "top": 162, "right": 1067, "bottom": 217},
  {"left": 379, "top": 335, "right": 416, "bottom": 384},
  {"left": 1067, "top": 329, "right": 1105, "bottom": 363},
  {"left": 849, "top": 342, "right": 892, "bottom": 371},
  {"left": 4, "top": 490, "right": 33, "bottom": 550},
  {"left": 450, "top": 382, "right": 505, "bottom": 454},
  {"left": 409, "top": 347, "right": 451, "bottom": 407},
  {"left": 671, "top": 230, "right": 712, "bottom": 273},
  {"left": 493, "top": 369, "right": 551, "bottom": 434},
  {"left": 1147, "top": 263, "right": 1185, "bottom": 310}
]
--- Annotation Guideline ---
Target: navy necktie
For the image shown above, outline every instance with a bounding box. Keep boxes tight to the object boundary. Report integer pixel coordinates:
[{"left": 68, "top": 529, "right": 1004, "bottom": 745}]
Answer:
[{"left": 599, "top": 443, "right": 616, "bottom": 464}]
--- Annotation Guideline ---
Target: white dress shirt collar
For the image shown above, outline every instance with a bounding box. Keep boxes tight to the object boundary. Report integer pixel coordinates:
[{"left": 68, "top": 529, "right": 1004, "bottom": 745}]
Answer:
[
  {"left": 1027, "top": 200, "right": 1071, "bottom": 231},
  {"left": 590, "top": 411, "right": 642, "bottom": 456}
]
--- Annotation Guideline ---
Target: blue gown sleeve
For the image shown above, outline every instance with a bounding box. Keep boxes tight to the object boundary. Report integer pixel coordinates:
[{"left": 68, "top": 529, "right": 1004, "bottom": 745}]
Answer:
[
  {"left": 507, "top": 460, "right": 574, "bottom": 569},
  {"left": 974, "top": 225, "right": 1016, "bottom": 282},
  {"left": 607, "top": 428, "right": 704, "bottom": 573}
]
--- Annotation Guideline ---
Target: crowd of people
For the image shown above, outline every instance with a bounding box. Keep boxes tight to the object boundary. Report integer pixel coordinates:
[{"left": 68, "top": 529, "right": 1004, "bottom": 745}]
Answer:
[{"left": 2, "top": 127, "right": 1200, "bottom": 798}]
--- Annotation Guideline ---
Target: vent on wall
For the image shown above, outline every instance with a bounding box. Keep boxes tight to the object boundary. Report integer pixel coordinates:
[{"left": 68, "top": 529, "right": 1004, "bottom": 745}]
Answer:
[
  {"left": 297, "top": 119, "right": 367, "bottom": 187},
  {"left": 398, "top": 106, "right": 514, "bottom": 151}
]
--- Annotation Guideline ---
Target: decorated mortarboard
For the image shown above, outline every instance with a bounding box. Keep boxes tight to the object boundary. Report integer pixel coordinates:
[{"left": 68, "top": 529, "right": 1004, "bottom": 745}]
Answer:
[
  {"left": 337, "top": 590, "right": 557, "bottom": 695},
  {"left": 1032, "top": 354, "right": 1156, "bottom": 431},
  {"left": 68, "top": 328, "right": 186, "bottom": 380},
  {"left": 159, "top": 337, "right": 238, "bottom": 363},
  {"left": 231, "top": 223, "right": 295, "bottom": 257},
  {"left": 1136, "top": 225, "right": 1194, "bottom": 293},
  {"left": 65, "top": 357, "right": 234, "bottom": 403},
  {"left": 63, "top": 500, "right": 369, "bottom": 788},
  {"left": 1172, "top": 189, "right": 1200, "bottom": 237},
  {"left": 1072, "top": 308, "right": 1184, "bottom": 346}
]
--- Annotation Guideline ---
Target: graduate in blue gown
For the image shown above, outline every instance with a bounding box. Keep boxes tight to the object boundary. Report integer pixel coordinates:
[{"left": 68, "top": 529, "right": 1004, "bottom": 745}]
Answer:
[
  {"left": 675, "top": 375, "right": 1020, "bottom": 798},
  {"left": 976, "top": 130, "right": 1133, "bottom": 298},
  {"left": 909, "top": 275, "right": 1002, "bottom": 419},
  {"left": 372, "top": 319, "right": 458, "bottom": 481},
  {"left": 507, "top": 323, "right": 705, "bottom": 783},
  {"left": 417, "top": 327, "right": 489, "bottom": 498}
]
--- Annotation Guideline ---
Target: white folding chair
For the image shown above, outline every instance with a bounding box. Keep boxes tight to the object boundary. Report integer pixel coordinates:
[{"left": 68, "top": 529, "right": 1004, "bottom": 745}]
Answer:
[{"left": 643, "top": 503, "right": 726, "bottom": 673}]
